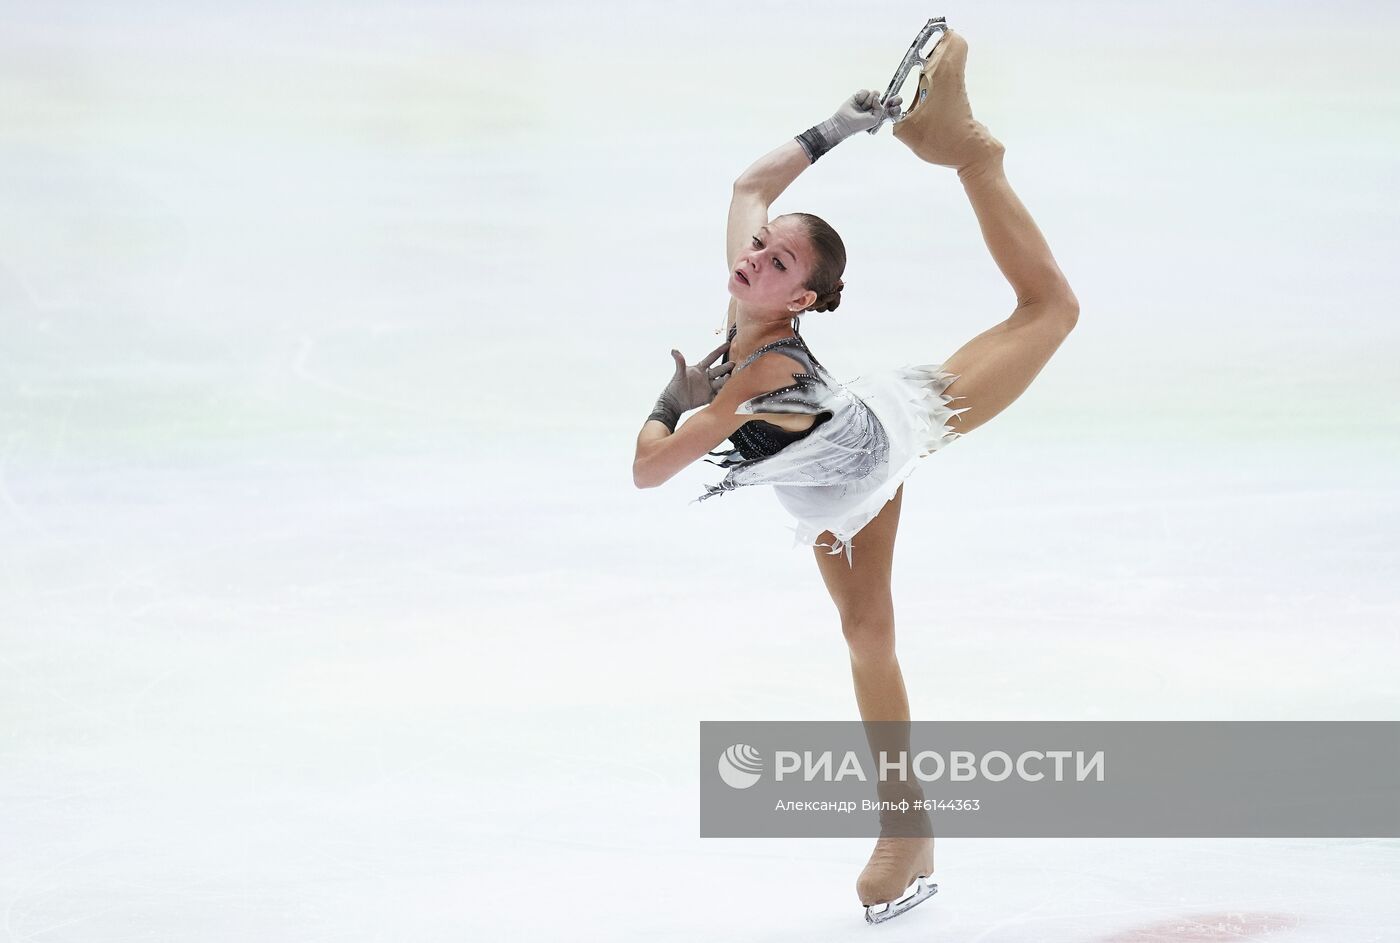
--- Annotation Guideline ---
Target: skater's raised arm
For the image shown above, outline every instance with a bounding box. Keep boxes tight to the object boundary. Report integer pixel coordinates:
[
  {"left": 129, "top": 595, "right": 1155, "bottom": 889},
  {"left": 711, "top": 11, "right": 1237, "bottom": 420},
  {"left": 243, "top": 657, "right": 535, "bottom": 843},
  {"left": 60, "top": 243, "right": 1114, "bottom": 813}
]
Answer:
[
  {"left": 731, "top": 89, "right": 901, "bottom": 204},
  {"left": 723, "top": 90, "right": 900, "bottom": 333},
  {"left": 725, "top": 141, "right": 807, "bottom": 320},
  {"left": 728, "top": 89, "right": 901, "bottom": 242},
  {"left": 731, "top": 140, "right": 811, "bottom": 208}
]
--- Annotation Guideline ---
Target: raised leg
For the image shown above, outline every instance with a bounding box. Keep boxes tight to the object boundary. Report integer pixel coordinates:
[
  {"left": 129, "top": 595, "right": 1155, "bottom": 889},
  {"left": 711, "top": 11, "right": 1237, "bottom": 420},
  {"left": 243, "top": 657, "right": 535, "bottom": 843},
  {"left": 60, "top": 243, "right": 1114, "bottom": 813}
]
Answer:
[
  {"left": 890, "top": 27, "right": 1078, "bottom": 436},
  {"left": 938, "top": 155, "right": 1078, "bottom": 436}
]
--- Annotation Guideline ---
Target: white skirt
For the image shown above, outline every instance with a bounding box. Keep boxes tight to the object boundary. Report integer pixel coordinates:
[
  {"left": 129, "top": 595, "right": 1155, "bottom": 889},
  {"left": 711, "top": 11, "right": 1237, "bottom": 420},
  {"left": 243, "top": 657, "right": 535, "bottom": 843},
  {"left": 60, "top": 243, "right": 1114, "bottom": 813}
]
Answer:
[{"left": 773, "top": 364, "right": 968, "bottom": 566}]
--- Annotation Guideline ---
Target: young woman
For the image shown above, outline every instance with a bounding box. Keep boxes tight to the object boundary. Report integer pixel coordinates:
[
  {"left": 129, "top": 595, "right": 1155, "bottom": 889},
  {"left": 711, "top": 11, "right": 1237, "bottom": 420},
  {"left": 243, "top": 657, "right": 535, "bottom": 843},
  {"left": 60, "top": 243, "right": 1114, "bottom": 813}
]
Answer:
[{"left": 633, "top": 29, "right": 1078, "bottom": 922}]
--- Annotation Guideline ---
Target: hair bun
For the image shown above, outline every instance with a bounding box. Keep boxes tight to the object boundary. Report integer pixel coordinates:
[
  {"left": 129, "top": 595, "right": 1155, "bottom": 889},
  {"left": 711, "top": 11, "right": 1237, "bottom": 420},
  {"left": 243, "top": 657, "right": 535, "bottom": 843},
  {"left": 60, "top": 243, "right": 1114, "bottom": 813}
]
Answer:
[{"left": 810, "top": 282, "right": 844, "bottom": 314}]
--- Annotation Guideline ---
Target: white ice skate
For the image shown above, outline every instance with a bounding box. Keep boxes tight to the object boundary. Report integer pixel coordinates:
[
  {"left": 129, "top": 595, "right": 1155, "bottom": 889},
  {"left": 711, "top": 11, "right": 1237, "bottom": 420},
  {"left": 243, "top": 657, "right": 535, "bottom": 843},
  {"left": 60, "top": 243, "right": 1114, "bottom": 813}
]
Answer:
[{"left": 865, "top": 16, "right": 950, "bottom": 136}]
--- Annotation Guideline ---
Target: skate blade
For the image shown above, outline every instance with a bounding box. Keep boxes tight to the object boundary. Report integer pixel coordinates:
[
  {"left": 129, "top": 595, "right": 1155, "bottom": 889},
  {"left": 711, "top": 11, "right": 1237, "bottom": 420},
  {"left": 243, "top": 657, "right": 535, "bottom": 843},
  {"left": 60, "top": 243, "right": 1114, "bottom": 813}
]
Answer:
[
  {"left": 863, "top": 876, "right": 939, "bottom": 925},
  {"left": 867, "top": 17, "right": 949, "bottom": 136}
]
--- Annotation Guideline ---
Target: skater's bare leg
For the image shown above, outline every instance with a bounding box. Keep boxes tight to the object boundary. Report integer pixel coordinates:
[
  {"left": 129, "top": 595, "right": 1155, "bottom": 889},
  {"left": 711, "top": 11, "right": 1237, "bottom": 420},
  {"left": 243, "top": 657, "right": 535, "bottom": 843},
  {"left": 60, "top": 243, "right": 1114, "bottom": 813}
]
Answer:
[
  {"left": 890, "top": 27, "right": 1078, "bottom": 435},
  {"left": 813, "top": 487, "right": 935, "bottom": 907},
  {"left": 813, "top": 488, "right": 926, "bottom": 800},
  {"left": 937, "top": 152, "right": 1079, "bottom": 435},
  {"left": 813, "top": 485, "right": 909, "bottom": 727}
]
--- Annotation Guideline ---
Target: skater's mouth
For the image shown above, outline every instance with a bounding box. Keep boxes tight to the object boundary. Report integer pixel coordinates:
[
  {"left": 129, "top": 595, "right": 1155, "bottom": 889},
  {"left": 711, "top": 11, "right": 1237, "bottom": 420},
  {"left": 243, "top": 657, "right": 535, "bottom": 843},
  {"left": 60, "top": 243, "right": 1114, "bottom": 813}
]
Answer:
[{"left": 735, "top": 269, "right": 749, "bottom": 285}]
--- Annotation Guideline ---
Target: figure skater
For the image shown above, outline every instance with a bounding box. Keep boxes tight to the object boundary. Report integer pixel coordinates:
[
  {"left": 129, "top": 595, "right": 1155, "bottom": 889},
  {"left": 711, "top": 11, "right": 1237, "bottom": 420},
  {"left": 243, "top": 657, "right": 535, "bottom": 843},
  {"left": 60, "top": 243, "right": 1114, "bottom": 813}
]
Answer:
[{"left": 633, "top": 23, "right": 1078, "bottom": 924}]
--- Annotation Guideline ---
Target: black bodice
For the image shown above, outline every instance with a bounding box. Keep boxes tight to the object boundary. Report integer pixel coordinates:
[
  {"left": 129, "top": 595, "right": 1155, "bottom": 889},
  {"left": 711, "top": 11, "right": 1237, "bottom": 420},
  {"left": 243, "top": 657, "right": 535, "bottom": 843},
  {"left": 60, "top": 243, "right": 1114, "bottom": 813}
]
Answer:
[{"left": 721, "top": 323, "right": 830, "bottom": 460}]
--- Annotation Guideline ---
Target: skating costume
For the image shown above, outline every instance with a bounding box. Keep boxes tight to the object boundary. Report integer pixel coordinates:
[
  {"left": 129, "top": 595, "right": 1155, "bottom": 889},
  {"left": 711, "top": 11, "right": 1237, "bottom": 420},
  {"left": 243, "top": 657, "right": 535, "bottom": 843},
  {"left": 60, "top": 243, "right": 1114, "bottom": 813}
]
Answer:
[{"left": 693, "top": 322, "right": 968, "bottom": 566}]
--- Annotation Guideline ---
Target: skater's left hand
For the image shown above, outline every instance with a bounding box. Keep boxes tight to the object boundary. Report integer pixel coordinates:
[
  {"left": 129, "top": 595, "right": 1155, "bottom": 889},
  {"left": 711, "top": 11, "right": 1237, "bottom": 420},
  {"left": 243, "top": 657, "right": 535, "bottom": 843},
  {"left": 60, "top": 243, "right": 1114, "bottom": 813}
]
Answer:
[
  {"left": 649, "top": 341, "right": 733, "bottom": 429},
  {"left": 664, "top": 341, "right": 734, "bottom": 411}
]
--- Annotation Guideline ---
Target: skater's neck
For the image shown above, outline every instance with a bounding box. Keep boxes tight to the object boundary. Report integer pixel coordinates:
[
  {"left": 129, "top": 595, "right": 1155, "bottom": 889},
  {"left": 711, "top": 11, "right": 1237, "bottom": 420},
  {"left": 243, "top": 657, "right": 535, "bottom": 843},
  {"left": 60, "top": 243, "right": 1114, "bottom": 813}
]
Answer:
[{"left": 732, "top": 307, "right": 801, "bottom": 347}]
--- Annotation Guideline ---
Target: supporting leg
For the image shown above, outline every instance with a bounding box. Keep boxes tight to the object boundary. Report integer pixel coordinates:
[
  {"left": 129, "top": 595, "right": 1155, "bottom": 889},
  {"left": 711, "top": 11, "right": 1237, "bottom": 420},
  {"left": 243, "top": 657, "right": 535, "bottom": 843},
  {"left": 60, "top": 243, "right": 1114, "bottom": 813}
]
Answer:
[
  {"left": 812, "top": 487, "right": 937, "bottom": 917},
  {"left": 814, "top": 486, "right": 908, "bottom": 726}
]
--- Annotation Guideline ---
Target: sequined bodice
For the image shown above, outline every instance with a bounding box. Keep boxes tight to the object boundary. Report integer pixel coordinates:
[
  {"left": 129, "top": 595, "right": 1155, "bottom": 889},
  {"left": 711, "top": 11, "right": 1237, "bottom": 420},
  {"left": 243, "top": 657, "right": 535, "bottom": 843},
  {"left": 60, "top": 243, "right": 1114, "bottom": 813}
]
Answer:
[{"left": 721, "top": 323, "right": 831, "bottom": 460}]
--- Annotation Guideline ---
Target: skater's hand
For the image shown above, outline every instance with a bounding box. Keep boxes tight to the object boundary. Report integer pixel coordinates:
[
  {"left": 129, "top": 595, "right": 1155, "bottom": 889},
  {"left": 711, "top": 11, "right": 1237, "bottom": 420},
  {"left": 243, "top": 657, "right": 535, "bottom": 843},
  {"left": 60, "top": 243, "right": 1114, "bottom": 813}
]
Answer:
[
  {"left": 832, "top": 89, "right": 903, "bottom": 134},
  {"left": 649, "top": 341, "right": 733, "bottom": 429},
  {"left": 797, "top": 90, "right": 903, "bottom": 162},
  {"left": 664, "top": 341, "right": 734, "bottom": 410}
]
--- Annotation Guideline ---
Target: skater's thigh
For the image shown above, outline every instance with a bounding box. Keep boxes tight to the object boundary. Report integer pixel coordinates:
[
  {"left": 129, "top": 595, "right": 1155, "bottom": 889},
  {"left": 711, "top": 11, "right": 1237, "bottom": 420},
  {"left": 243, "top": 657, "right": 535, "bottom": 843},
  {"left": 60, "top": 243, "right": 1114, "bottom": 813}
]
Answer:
[
  {"left": 939, "top": 306, "right": 1075, "bottom": 436},
  {"left": 813, "top": 485, "right": 903, "bottom": 623}
]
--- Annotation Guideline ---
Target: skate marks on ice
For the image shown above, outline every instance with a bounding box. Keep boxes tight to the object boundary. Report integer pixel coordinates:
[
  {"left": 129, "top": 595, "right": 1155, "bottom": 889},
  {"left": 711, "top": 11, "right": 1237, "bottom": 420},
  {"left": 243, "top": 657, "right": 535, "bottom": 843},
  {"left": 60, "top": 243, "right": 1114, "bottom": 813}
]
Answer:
[
  {"left": 861, "top": 901, "right": 1297, "bottom": 937},
  {"left": 1096, "top": 911, "right": 1301, "bottom": 942}
]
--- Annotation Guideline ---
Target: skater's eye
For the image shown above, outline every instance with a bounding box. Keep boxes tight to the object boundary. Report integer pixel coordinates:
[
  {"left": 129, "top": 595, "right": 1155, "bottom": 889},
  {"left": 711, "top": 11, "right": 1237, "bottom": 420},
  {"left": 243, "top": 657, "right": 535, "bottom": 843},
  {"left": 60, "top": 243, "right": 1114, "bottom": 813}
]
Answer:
[{"left": 752, "top": 236, "right": 785, "bottom": 271}]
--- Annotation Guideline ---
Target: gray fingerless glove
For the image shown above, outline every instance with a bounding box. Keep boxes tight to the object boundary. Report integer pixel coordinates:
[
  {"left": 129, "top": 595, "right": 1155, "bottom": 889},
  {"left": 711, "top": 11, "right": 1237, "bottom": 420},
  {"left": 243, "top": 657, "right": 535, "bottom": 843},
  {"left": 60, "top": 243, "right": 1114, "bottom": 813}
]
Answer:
[
  {"left": 648, "top": 379, "right": 686, "bottom": 433},
  {"left": 647, "top": 342, "right": 734, "bottom": 432},
  {"left": 795, "top": 89, "right": 903, "bottom": 163}
]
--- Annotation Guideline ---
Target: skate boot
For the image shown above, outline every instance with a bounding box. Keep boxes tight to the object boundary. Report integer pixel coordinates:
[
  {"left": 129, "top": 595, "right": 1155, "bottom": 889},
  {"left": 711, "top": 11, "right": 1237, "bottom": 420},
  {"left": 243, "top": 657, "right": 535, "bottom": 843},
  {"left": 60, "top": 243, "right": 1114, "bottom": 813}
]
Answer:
[
  {"left": 857, "top": 802, "right": 938, "bottom": 924},
  {"left": 890, "top": 27, "right": 1003, "bottom": 176}
]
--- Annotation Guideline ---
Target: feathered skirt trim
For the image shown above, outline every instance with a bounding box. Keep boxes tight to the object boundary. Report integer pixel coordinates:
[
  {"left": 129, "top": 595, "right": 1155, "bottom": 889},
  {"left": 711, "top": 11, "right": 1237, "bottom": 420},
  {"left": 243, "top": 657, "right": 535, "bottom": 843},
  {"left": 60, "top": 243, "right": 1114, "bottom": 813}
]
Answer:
[{"left": 694, "top": 364, "right": 969, "bottom": 567}]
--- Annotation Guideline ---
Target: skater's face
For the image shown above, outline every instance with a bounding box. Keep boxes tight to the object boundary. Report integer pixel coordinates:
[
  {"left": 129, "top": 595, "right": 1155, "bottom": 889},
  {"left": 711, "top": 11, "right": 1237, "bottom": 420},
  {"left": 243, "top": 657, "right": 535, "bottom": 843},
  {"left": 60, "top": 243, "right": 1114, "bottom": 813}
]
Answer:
[{"left": 729, "top": 218, "right": 817, "bottom": 313}]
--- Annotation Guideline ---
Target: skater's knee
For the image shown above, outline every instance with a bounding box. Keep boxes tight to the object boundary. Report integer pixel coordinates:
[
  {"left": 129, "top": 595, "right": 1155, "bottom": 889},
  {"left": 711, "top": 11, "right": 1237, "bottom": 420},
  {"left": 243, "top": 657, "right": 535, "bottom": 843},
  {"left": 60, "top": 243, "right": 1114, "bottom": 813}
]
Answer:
[
  {"left": 1012, "top": 289, "right": 1079, "bottom": 335},
  {"left": 842, "top": 615, "right": 897, "bottom": 662},
  {"left": 1044, "top": 291, "right": 1078, "bottom": 334}
]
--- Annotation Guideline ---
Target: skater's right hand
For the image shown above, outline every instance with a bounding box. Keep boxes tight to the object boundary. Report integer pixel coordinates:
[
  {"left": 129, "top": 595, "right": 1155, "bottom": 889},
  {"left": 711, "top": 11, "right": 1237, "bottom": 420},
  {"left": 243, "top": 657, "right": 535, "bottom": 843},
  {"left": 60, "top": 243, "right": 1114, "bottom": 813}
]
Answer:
[
  {"left": 796, "top": 90, "right": 903, "bottom": 162},
  {"left": 832, "top": 89, "right": 903, "bottom": 135}
]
